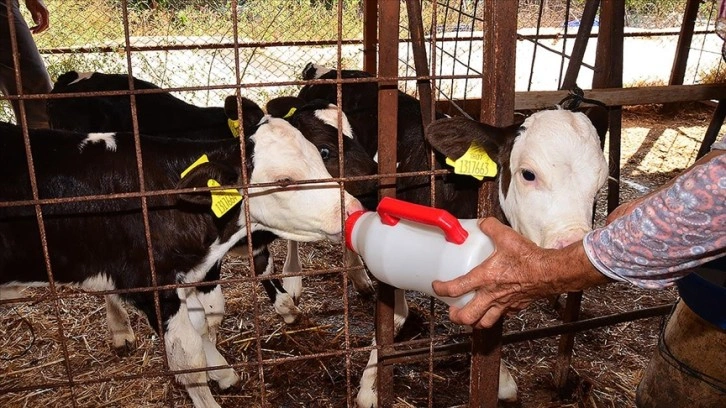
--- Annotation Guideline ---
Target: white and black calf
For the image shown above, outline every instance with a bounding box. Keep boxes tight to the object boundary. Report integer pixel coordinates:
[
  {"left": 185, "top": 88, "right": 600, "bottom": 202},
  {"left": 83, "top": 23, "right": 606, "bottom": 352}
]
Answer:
[
  {"left": 226, "top": 95, "right": 380, "bottom": 302},
  {"left": 0, "top": 118, "right": 363, "bottom": 408},
  {"left": 48, "top": 71, "right": 265, "bottom": 139},
  {"left": 297, "top": 63, "right": 609, "bottom": 407},
  {"left": 49, "top": 71, "right": 376, "bottom": 324}
]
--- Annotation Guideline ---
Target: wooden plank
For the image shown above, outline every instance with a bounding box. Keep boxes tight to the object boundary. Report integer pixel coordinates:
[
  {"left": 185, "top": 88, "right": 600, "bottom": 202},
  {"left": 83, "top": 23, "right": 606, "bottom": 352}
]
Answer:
[
  {"left": 561, "top": 0, "right": 601, "bottom": 89},
  {"left": 435, "top": 83, "right": 726, "bottom": 117},
  {"left": 670, "top": 0, "right": 701, "bottom": 86}
]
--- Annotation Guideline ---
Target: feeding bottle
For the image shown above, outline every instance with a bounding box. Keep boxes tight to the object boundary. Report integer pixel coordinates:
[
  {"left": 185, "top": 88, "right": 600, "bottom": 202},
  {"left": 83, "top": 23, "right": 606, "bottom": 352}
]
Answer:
[{"left": 345, "top": 197, "right": 495, "bottom": 308}]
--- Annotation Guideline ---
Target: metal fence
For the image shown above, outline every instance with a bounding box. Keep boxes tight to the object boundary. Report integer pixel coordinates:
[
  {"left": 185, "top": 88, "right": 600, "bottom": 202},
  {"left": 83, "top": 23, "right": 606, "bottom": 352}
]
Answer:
[{"left": 1, "top": 1, "right": 723, "bottom": 407}]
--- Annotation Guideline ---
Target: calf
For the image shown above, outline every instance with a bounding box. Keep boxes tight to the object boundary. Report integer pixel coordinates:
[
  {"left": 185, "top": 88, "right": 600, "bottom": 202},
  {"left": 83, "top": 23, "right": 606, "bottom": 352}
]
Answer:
[
  {"left": 48, "top": 71, "right": 265, "bottom": 139},
  {"left": 49, "top": 71, "right": 378, "bottom": 324},
  {"left": 227, "top": 95, "right": 380, "bottom": 301},
  {"left": 298, "top": 64, "right": 609, "bottom": 407},
  {"left": 0, "top": 118, "right": 363, "bottom": 408}
]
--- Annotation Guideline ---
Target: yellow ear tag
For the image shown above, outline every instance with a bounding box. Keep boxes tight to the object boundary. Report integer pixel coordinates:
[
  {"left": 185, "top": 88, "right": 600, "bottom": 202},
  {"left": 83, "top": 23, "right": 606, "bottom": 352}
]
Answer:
[
  {"left": 445, "top": 142, "right": 497, "bottom": 181},
  {"left": 181, "top": 154, "right": 210, "bottom": 178},
  {"left": 227, "top": 118, "right": 241, "bottom": 138},
  {"left": 207, "top": 179, "right": 243, "bottom": 218},
  {"left": 283, "top": 107, "right": 297, "bottom": 119}
]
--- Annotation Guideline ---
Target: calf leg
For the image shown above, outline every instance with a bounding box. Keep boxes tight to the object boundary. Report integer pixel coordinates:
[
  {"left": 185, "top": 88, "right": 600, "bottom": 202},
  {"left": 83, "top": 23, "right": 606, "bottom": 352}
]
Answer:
[
  {"left": 281, "top": 240, "right": 303, "bottom": 303},
  {"left": 255, "top": 246, "right": 299, "bottom": 324},
  {"left": 165, "top": 289, "right": 220, "bottom": 408},
  {"left": 187, "top": 289, "right": 240, "bottom": 391},
  {"left": 105, "top": 294, "right": 136, "bottom": 353},
  {"left": 356, "top": 289, "right": 409, "bottom": 408},
  {"left": 498, "top": 363, "right": 518, "bottom": 402},
  {"left": 345, "top": 249, "right": 375, "bottom": 296}
]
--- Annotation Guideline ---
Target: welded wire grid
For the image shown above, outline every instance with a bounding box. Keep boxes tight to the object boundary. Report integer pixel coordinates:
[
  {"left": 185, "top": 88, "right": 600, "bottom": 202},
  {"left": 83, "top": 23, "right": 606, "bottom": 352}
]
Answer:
[
  {"left": 397, "top": 0, "right": 723, "bottom": 106},
  {"left": 0, "top": 1, "right": 723, "bottom": 407}
]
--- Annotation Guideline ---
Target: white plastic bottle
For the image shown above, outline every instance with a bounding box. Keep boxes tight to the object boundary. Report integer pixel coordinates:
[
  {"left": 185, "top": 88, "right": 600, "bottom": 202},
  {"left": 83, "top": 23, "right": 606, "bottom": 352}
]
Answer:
[{"left": 345, "top": 197, "right": 495, "bottom": 308}]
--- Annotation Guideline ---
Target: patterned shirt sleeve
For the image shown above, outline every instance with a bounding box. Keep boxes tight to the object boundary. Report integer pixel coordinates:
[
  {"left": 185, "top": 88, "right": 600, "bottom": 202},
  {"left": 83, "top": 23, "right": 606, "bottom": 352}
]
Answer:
[{"left": 582, "top": 154, "right": 726, "bottom": 289}]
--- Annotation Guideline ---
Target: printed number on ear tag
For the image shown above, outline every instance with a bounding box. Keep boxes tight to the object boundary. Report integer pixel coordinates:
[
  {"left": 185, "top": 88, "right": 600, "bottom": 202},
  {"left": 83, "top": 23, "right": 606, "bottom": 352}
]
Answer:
[
  {"left": 208, "top": 179, "right": 242, "bottom": 218},
  {"left": 445, "top": 142, "right": 497, "bottom": 180}
]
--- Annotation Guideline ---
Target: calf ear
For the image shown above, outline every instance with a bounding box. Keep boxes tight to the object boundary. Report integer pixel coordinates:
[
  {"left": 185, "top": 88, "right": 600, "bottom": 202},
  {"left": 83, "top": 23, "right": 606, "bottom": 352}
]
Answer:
[
  {"left": 266, "top": 96, "right": 305, "bottom": 118},
  {"left": 176, "top": 162, "right": 239, "bottom": 207},
  {"left": 425, "top": 117, "right": 507, "bottom": 160},
  {"left": 224, "top": 95, "right": 263, "bottom": 120},
  {"left": 580, "top": 106, "right": 609, "bottom": 149}
]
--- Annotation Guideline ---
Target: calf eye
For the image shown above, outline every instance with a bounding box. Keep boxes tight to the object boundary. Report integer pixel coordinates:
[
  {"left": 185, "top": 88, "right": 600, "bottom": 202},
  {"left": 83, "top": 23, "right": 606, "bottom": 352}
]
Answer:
[
  {"left": 320, "top": 147, "right": 331, "bottom": 160},
  {"left": 521, "top": 169, "right": 536, "bottom": 181}
]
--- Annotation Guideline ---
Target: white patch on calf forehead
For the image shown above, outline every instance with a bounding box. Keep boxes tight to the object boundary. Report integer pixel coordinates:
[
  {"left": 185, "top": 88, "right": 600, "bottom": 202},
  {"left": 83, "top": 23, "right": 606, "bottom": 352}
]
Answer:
[
  {"left": 250, "top": 116, "right": 333, "bottom": 181},
  {"left": 310, "top": 64, "right": 332, "bottom": 79},
  {"left": 68, "top": 71, "right": 95, "bottom": 85},
  {"left": 314, "top": 105, "right": 354, "bottom": 138},
  {"left": 514, "top": 110, "right": 604, "bottom": 173},
  {"left": 502, "top": 109, "right": 608, "bottom": 247},
  {"left": 79, "top": 132, "right": 118, "bottom": 152}
]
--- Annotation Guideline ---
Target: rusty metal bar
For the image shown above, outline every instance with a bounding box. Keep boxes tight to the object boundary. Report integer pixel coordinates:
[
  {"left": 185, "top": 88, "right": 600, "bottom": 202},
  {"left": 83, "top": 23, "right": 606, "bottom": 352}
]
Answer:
[
  {"left": 32, "top": 27, "right": 711, "bottom": 58},
  {"left": 697, "top": 100, "right": 726, "bottom": 159},
  {"left": 375, "top": 1, "right": 401, "bottom": 407},
  {"left": 593, "top": 0, "right": 625, "bottom": 214},
  {"left": 553, "top": 291, "right": 583, "bottom": 390},
  {"left": 470, "top": 1, "right": 518, "bottom": 407},
  {"left": 363, "top": 0, "right": 378, "bottom": 75},
  {"left": 381, "top": 303, "right": 674, "bottom": 366},
  {"left": 561, "top": 0, "right": 601, "bottom": 89},
  {"left": 552, "top": 0, "right": 626, "bottom": 398},
  {"left": 5, "top": 1, "right": 78, "bottom": 404}
]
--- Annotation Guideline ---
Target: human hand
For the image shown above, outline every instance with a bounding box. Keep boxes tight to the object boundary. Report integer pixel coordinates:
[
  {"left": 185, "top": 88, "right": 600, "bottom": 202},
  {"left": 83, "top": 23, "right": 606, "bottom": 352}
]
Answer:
[
  {"left": 432, "top": 217, "right": 554, "bottom": 329},
  {"left": 25, "top": 0, "right": 49, "bottom": 34}
]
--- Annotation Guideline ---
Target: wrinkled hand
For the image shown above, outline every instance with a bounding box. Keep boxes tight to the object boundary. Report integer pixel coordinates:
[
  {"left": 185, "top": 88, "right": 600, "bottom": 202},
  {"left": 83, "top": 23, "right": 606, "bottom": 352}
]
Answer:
[
  {"left": 432, "top": 218, "right": 557, "bottom": 329},
  {"left": 25, "top": 0, "right": 49, "bottom": 34}
]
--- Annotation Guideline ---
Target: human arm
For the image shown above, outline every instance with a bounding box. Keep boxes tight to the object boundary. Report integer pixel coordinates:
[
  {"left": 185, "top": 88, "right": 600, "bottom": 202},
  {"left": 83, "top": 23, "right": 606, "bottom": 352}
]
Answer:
[
  {"left": 606, "top": 149, "right": 725, "bottom": 223},
  {"left": 24, "top": 0, "right": 48, "bottom": 34},
  {"left": 434, "top": 151, "right": 725, "bottom": 328},
  {"left": 432, "top": 217, "right": 612, "bottom": 328},
  {"left": 585, "top": 151, "right": 725, "bottom": 288}
]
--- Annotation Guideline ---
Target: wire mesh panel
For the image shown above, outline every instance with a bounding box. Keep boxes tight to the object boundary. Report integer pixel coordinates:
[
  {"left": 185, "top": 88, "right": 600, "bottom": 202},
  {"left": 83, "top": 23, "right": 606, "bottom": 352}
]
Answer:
[{"left": 1, "top": 1, "right": 723, "bottom": 408}]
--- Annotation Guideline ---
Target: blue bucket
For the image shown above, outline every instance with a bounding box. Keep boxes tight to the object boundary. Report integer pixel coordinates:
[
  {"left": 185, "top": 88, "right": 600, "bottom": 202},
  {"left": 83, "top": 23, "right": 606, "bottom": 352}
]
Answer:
[{"left": 676, "top": 257, "right": 726, "bottom": 330}]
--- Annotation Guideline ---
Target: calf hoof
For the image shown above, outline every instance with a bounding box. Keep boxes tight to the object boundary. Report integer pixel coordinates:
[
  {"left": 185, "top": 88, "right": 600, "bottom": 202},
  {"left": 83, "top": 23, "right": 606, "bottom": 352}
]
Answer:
[
  {"left": 355, "top": 387, "right": 377, "bottom": 408},
  {"left": 274, "top": 293, "right": 300, "bottom": 324},
  {"left": 352, "top": 279, "right": 376, "bottom": 297},
  {"left": 112, "top": 338, "right": 136, "bottom": 357},
  {"left": 214, "top": 369, "right": 241, "bottom": 391}
]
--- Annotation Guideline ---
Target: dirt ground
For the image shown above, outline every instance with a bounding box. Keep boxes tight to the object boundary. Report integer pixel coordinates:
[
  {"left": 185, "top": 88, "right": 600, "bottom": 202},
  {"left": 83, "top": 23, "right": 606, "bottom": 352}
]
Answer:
[{"left": 0, "top": 103, "right": 721, "bottom": 407}]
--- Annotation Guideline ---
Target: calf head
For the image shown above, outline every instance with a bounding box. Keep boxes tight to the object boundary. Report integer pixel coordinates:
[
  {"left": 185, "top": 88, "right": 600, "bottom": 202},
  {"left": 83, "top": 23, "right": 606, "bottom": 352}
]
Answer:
[
  {"left": 426, "top": 108, "right": 608, "bottom": 249},
  {"left": 226, "top": 95, "right": 378, "bottom": 200},
  {"left": 179, "top": 115, "right": 363, "bottom": 243}
]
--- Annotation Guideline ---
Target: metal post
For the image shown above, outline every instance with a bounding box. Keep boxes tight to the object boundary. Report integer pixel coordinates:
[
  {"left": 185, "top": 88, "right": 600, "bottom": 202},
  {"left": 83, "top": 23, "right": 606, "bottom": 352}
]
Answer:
[{"left": 375, "top": 1, "right": 400, "bottom": 406}]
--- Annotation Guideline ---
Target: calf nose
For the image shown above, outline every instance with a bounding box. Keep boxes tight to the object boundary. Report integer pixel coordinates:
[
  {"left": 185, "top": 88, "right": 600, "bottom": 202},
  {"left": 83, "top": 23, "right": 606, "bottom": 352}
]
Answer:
[{"left": 345, "top": 198, "right": 365, "bottom": 217}]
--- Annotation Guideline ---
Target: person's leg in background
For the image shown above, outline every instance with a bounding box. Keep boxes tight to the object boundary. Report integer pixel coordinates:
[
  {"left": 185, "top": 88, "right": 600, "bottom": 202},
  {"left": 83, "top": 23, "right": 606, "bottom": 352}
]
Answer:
[{"left": 0, "top": 0, "right": 51, "bottom": 128}]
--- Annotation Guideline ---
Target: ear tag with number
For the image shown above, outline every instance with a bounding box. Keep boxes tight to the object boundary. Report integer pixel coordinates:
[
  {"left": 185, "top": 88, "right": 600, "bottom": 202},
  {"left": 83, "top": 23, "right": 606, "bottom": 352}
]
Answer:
[
  {"left": 445, "top": 142, "right": 498, "bottom": 181},
  {"left": 207, "top": 179, "right": 243, "bottom": 218},
  {"left": 227, "top": 119, "right": 241, "bottom": 138}
]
